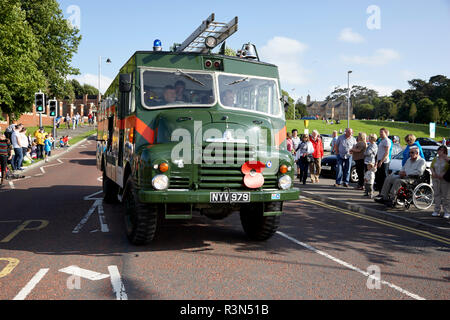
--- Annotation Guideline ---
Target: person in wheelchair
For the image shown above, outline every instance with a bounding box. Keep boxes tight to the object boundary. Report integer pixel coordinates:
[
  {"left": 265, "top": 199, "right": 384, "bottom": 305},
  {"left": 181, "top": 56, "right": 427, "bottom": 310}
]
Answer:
[{"left": 375, "top": 147, "right": 426, "bottom": 205}]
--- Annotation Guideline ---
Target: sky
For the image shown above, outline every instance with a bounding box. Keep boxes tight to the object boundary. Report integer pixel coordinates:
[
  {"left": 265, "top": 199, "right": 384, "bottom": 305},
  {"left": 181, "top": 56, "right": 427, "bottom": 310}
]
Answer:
[{"left": 57, "top": 0, "right": 450, "bottom": 102}]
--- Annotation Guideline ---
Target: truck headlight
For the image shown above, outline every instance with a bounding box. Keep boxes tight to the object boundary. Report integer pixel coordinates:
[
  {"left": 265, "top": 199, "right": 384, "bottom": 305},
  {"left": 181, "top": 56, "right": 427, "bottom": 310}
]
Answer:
[
  {"left": 278, "top": 175, "right": 292, "bottom": 190},
  {"left": 152, "top": 175, "right": 169, "bottom": 190}
]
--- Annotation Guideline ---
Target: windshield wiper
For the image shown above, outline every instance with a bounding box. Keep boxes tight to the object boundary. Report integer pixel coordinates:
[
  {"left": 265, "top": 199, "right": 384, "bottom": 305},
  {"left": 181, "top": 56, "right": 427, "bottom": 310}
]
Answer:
[
  {"left": 227, "top": 77, "right": 249, "bottom": 86},
  {"left": 175, "top": 69, "right": 205, "bottom": 87}
]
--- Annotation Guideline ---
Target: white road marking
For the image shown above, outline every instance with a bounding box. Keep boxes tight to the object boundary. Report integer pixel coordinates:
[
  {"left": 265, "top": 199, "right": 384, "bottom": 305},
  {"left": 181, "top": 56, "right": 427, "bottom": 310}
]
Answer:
[
  {"left": 97, "top": 202, "right": 109, "bottom": 233},
  {"left": 8, "top": 181, "right": 15, "bottom": 189},
  {"left": 83, "top": 190, "right": 103, "bottom": 201},
  {"left": 40, "top": 167, "right": 45, "bottom": 174},
  {"left": 108, "top": 266, "right": 128, "bottom": 300},
  {"left": 276, "top": 231, "right": 426, "bottom": 301},
  {"left": 72, "top": 200, "right": 102, "bottom": 234},
  {"left": 13, "top": 268, "right": 49, "bottom": 300},
  {"left": 97, "top": 176, "right": 103, "bottom": 182},
  {"left": 59, "top": 266, "right": 110, "bottom": 281},
  {"left": 73, "top": 196, "right": 109, "bottom": 233}
]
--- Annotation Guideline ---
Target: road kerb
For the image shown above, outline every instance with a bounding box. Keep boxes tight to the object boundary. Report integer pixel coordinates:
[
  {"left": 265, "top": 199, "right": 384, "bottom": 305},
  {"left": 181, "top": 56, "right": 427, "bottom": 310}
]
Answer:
[{"left": 299, "top": 190, "right": 450, "bottom": 239}]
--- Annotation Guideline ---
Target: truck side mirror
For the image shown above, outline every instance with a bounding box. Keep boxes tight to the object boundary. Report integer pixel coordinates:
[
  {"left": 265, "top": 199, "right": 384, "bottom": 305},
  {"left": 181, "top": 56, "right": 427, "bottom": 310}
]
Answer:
[{"left": 119, "top": 74, "right": 132, "bottom": 93}]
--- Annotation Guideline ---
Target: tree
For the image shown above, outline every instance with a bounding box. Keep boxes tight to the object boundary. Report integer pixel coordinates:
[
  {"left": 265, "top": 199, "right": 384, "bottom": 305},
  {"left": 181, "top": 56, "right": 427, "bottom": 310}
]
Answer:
[
  {"left": 435, "top": 98, "right": 449, "bottom": 124},
  {"left": 430, "top": 105, "right": 440, "bottom": 123},
  {"left": 354, "top": 103, "right": 375, "bottom": 119},
  {"left": 68, "top": 79, "right": 99, "bottom": 97},
  {"left": 0, "top": 0, "right": 45, "bottom": 120},
  {"left": 326, "top": 85, "right": 379, "bottom": 119},
  {"left": 388, "top": 102, "right": 398, "bottom": 119},
  {"left": 19, "top": 0, "right": 82, "bottom": 99},
  {"left": 83, "top": 84, "right": 99, "bottom": 96},
  {"left": 409, "top": 102, "right": 417, "bottom": 123},
  {"left": 281, "top": 90, "right": 293, "bottom": 119},
  {"left": 224, "top": 47, "right": 237, "bottom": 57},
  {"left": 294, "top": 100, "right": 307, "bottom": 119},
  {"left": 375, "top": 97, "right": 395, "bottom": 120},
  {"left": 417, "top": 98, "right": 434, "bottom": 123}
]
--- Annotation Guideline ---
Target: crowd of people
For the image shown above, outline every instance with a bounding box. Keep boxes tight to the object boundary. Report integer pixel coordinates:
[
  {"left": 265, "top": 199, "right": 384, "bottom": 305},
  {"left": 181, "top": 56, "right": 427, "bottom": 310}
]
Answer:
[
  {"left": 55, "top": 112, "right": 95, "bottom": 130},
  {"left": 0, "top": 123, "right": 71, "bottom": 185},
  {"left": 287, "top": 127, "right": 450, "bottom": 220}
]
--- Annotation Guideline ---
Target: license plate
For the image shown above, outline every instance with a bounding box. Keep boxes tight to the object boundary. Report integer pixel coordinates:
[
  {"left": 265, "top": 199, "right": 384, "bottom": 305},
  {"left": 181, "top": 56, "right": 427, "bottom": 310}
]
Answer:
[
  {"left": 210, "top": 192, "right": 250, "bottom": 203},
  {"left": 322, "top": 165, "right": 331, "bottom": 171}
]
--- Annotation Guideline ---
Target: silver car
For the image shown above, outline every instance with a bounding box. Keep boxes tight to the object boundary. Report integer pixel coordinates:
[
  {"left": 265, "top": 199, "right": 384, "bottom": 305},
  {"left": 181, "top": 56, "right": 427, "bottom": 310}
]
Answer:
[{"left": 321, "top": 134, "right": 333, "bottom": 152}]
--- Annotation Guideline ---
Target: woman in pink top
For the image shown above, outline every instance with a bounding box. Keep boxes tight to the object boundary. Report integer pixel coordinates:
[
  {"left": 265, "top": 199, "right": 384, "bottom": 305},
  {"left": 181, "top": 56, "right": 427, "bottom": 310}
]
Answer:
[{"left": 287, "top": 132, "right": 294, "bottom": 154}]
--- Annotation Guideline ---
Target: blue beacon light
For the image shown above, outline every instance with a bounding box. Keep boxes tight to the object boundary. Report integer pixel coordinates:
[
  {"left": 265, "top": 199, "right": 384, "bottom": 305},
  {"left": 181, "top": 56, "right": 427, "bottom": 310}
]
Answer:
[{"left": 153, "top": 39, "right": 162, "bottom": 51}]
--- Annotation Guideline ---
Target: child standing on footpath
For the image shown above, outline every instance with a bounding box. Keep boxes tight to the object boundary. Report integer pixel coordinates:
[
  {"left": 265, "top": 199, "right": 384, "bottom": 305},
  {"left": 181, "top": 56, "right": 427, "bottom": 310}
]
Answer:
[
  {"left": 364, "top": 162, "right": 377, "bottom": 199},
  {"left": 44, "top": 134, "right": 52, "bottom": 163}
]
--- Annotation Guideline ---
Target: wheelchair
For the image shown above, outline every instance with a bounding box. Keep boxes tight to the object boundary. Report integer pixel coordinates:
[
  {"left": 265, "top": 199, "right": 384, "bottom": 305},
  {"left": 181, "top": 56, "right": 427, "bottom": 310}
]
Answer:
[{"left": 392, "top": 169, "right": 434, "bottom": 210}]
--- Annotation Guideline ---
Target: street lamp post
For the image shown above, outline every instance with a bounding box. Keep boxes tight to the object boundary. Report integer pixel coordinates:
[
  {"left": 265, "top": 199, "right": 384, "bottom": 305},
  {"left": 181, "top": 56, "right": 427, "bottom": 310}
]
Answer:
[
  {"left": 98, "top": 56, "right": 112, "bottom": 96},
  {"left": 347, "top": 71, "right": 352, "bottom": 129},
  {"left": 291, "top": 88, "right": 296, "bottom": 120}
]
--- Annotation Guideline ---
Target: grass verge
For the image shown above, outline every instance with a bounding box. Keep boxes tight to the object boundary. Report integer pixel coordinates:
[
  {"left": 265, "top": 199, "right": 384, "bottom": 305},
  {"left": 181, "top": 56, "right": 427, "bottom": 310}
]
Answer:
[{"left": 287, "top": 120, "right": 450, "bottom": 146}]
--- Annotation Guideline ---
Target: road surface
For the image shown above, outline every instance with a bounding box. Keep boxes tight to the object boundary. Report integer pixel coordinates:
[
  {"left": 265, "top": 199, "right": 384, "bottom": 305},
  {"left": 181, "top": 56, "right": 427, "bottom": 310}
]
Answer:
[{"left": 0, "top": 136, "right": 448, "bottom": 302}]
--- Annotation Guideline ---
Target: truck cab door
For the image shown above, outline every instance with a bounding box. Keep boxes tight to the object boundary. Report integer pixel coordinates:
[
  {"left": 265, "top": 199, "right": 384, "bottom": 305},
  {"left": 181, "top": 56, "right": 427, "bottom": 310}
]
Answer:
[
  {"left": 118, "top": 91, "right": 129, "bottom": 168},
  {"left": 116, "top": 73, "right": 134, "bottom": 187},
  {"left": 105, "top": 114, "right": 116, "bottom": 181}
]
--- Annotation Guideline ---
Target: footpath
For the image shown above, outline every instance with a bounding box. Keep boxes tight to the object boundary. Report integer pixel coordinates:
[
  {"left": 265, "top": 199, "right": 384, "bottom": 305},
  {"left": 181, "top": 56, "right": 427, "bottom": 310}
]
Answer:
[
  {"left": 295, "top": 177, "right": 450, "bottom": 239},
  {"left": 13, "top": 125, "right": 96, "bottom": 176}
]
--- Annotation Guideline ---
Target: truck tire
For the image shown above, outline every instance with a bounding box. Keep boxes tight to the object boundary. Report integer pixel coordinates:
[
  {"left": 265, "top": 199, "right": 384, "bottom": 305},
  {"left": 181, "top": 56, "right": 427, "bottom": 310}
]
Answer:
[
  {"left": 123, "top": 178, "right": 158, "bottom": 245},
  {"left": 240, "top": 202, "right": 281, "bottom": 241},
  {"left": 103, "top": 171, "right": 119, "bottom": 204}
]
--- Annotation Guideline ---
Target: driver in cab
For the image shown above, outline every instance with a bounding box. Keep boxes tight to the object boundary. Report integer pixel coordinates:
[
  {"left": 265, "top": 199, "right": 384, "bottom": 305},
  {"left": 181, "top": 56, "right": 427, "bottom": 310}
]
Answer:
[{"left": 160, "top": 85, "right": 176, "bottom": 105}]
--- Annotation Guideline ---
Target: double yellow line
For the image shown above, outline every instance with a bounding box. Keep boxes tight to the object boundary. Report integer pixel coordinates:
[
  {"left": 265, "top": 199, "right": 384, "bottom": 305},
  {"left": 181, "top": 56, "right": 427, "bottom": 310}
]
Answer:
[{"left": 303, "top": 198, "right": 450, "bottom": 245}]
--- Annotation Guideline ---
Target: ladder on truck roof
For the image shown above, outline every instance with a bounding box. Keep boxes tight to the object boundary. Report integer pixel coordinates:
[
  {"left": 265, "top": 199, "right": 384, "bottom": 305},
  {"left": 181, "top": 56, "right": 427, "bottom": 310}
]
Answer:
[{"left": 176, "top": 13, "right": 238, "bottom": 53}]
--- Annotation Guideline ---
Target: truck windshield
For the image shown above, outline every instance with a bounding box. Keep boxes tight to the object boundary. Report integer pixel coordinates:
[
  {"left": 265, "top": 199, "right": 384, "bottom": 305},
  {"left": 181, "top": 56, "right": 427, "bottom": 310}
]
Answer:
[
  {"left": 218, "top": 74, "right": 281, "bottom": 116},
  {"left": 142, "top": 69, "right": 215, "bottom": 108}
]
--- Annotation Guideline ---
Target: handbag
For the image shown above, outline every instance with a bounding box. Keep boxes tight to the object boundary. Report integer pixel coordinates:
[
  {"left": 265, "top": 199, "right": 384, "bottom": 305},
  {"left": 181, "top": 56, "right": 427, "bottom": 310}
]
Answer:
[
  {"left": 302, "top": 154, "right": 312, "bottom": 164},
  {"left": 444, "top": 160, "right": 450, "bottom": 183}
]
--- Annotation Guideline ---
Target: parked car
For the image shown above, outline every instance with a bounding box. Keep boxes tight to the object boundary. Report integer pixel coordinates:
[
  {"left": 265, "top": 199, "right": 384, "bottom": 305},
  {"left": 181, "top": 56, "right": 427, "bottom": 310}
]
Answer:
[
  {"left": 321, "top": 134, "right": 333, "bottom": 152},
  {"left": 391, "top": 143, "right": 403, "bottom": 158},
  {"left": 389, "top": 135, "right": 400, "bottom": 144},
  {"left": 416, "top": 137, "right": 440, "bottom": 146},
  {"left": 439, "top": 138, "right": 449, "bottom": 147},
  {"left": 320, "top": 155, "right": 358, "bottom": 183},
  {"left": 388, "top": 146, "right": 450, "bottom": 174},
  {"left": 378, "top": 136, "right": 403, "bottom": 158}
]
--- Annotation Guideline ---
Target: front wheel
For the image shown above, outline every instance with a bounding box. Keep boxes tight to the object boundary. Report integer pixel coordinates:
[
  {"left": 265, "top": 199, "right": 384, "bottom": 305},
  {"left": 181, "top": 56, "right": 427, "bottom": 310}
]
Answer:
[
  {"left": 123, "top": 178, "right": 158, "bottom": 245},
  {"left": 240, "top": 202, "right": 281, "bottom": 241}
]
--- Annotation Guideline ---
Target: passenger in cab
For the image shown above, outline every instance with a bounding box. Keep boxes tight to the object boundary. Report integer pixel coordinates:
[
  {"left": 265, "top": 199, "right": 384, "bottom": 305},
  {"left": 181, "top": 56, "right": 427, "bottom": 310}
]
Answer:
[
  {"left": 175, "top": 81, "right": 189, "bottom": 102},
  {"left": 221, "top": 90, "right": 235, "bottom": 107}
]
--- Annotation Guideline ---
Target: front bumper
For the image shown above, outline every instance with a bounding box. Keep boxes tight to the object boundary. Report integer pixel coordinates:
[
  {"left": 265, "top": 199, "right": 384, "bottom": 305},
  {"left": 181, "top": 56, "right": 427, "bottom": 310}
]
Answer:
[{"left": 138, "top": 188, "right": 300, "bottom": 204}]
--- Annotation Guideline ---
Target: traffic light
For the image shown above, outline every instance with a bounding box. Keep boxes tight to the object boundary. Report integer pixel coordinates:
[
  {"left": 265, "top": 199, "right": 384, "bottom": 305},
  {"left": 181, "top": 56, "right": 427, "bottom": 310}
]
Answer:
[
  {"left": 49, "top": 100, "right": 57, "bottom": 117},
  {"left": 35, "top": 93, "right": 45, "bottom": 113}
]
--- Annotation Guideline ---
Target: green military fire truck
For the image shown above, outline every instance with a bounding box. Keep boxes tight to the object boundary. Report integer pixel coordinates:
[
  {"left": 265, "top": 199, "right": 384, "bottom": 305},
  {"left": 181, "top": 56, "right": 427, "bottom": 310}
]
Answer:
[{"left": 96, "top": 14, "right": 299, "bottom": 245}]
